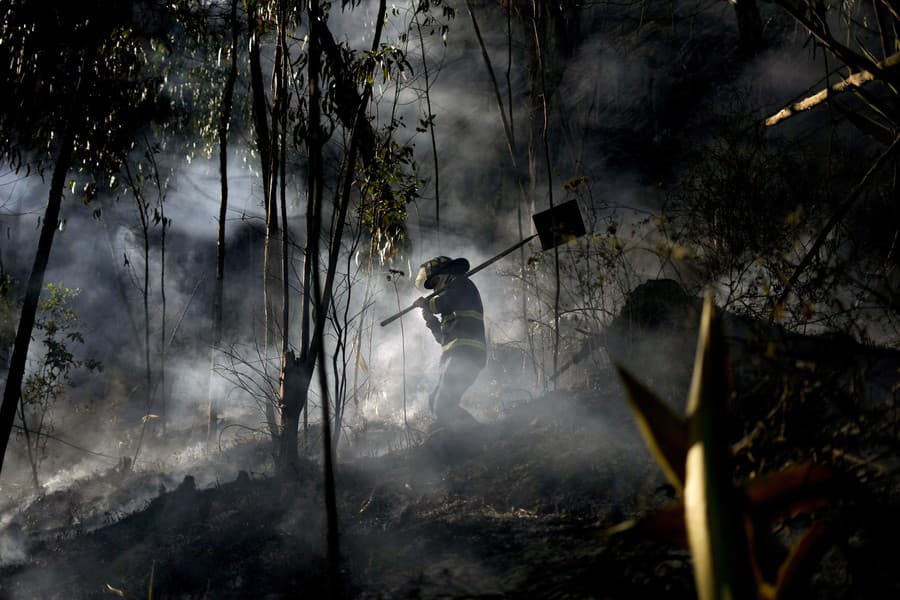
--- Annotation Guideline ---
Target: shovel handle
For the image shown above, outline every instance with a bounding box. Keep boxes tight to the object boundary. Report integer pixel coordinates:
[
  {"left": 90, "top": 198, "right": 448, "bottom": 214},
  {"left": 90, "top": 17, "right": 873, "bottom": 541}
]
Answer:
[
  {"left": 379, "top": 291, "right": 436, "bottom": 327},
  {"left": 465, "top": 233, "right": 539, "bottom": 278},
  {"left": 379, "top": 233, "right": 539, "bottom": 327}
]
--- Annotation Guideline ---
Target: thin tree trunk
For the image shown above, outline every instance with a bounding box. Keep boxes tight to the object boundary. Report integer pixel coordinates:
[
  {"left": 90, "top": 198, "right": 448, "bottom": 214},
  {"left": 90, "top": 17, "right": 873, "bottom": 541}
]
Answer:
[
  {"left": 247, "top": 0, "right": 275, "bottom": 231},
  {"left": 275, "top": 2, "right": 294, "bottom": 460},
  {"left": 329, "top": 135, "right": 367, "bottom": 456},
  {"left": 350, "top": 269, "right": 373, "bottom": 420},
  {"left": 277, "top": 350, "right": 308, "bottom": 474},
  {"left": 266, "top": 4, "right": 291, "bottom": 460},
  {"left": 468, "top": 0, "right": 533, "bottom": 374},
  {"left": 414, "top": 10, "right": 440, "bottom": 236},
  {"left": 0, "top": 124, "right": 75, "bottom": 477},
  {"left": 17, "top": 401, "right": 40, "bottom": 492},
  {"left": 508, "top": 1, "right": 530, "bottom": 376},
  {"left": 306, "top": 1, "right": 341, "bottom": 592},
  {"left": 123, "top": 160, "right": 153, "bottom": 469},
  {"left": 262, "top": 179, "right": 278, "bottom": 442},
  {"left": 310, "top": 3, "right": 387, "bottom": 594},
  {"left": 530, "top": 3, "right": 560, "bottom": 385},
  {"left": 281, "top": 2, "right": 389, "bottom": 469},
  {"left": 331, "top": 242, "right": 357, "bottom": 454},
  {"left": 138, "top": 196, "right": 151, "bottom": 425},
  {"left": 301, "top": 242, "right": 311, "bottom": 446},
  {"left": 159, "top": 190, "right": 167, "bottom": 437},
  {"left": 279, "top": 24, "right": 289, "bottom": 363},
  {"left": 208, "top": 0, "right": 240, "bottom": 451},
  {"left": 248, "top": 0, "right": 280, "bottom": 441},
  {"left": 264, "top": 13, "right": 284, "bottom": 420}
]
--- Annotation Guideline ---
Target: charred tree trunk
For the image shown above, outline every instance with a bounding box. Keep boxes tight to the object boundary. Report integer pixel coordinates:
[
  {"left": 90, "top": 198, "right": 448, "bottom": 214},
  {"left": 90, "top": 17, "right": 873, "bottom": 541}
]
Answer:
[
  {"left": 277, "top": 351, "right": 311, "bottom": 473},
  {"left": 0, "top": 125, "right": 74, "bottom": 477}
]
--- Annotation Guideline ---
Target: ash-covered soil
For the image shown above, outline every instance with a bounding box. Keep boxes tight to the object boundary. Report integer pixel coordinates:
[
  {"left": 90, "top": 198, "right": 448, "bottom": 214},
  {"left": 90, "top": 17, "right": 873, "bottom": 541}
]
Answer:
[
  {"left": 0, "top": 384, "right": 690, "bottom": 599},
  {"left": 1, "top": 363, "right": 898, "bottom": 599}
]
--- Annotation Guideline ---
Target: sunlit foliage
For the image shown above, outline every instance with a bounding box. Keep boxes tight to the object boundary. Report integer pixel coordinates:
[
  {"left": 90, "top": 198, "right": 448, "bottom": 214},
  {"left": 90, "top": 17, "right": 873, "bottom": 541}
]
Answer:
[{"left": 0, "top": 0, "right": 170, "bottom": 178}]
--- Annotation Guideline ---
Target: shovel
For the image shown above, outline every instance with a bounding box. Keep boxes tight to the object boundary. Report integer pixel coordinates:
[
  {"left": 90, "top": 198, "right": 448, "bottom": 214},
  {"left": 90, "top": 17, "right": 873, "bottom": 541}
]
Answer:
[{"left": 379, "top": 200, "right": 587, "bottom": 327}]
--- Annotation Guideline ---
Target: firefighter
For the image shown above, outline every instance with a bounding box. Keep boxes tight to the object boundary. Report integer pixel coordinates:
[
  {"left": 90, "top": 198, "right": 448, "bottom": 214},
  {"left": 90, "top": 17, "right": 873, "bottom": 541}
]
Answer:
[{"left": 413, "top": 256, "right": 486, "bottom": 430}]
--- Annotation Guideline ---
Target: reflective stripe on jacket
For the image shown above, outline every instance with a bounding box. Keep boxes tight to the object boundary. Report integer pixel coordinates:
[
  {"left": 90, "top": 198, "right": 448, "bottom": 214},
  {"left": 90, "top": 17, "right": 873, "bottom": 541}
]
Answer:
[{"left": 423, "top": 275, "right": 486, "bottom": 364}]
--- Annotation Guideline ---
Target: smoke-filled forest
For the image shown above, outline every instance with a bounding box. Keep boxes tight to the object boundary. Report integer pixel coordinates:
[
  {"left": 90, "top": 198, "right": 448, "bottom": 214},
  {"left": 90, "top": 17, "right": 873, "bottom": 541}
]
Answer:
[{"left": 0, "top": 0, "right": 898, "bottom": 598}]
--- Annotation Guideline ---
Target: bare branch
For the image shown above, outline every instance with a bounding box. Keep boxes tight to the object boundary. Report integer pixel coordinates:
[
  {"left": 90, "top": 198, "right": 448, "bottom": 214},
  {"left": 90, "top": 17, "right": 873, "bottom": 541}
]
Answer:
[{"left": 766, "top": 52, "right": 900, "bottom": 126}]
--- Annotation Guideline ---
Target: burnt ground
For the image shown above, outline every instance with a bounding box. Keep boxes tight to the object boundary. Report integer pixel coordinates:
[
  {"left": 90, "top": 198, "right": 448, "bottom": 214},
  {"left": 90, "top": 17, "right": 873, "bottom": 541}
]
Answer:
[
  {"left": 1, "top": 357, "right": 899, "bottom": 599},
  {"left": 0, "top": 382, "right": 686, "bottom": 600}
]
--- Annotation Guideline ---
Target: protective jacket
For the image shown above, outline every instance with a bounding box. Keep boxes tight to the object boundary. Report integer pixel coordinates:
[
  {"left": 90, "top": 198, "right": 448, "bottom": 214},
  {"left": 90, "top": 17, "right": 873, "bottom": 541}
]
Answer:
[{"left": 422, "top": 275, "right": 486, "bottom": 366}]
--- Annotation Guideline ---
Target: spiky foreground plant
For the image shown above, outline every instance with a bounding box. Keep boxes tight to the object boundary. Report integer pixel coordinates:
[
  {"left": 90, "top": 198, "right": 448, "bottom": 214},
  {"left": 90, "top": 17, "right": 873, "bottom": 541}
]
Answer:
[{"left": 611, "top": 293, "right": 837, "bottom": 600}]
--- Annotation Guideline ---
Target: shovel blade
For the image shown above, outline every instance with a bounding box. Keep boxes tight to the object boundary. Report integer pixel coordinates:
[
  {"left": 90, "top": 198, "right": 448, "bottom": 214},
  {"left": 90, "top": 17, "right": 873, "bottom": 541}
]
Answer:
[{"left": 532, "top": 200, "right": 586, "bottom": 251}]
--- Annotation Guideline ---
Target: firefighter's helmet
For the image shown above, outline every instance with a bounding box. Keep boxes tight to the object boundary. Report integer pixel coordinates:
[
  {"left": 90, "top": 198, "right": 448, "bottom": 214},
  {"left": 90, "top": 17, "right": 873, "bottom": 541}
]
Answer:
[{"left": 415, "top": 256, "right": 469, "bottom": 290}]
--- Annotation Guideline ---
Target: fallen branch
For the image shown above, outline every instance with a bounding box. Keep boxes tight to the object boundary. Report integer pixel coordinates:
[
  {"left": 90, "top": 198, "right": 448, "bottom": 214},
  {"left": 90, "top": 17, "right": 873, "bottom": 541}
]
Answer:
[{"left": 765, "top": 52, "right": 900, "bottom": 126}]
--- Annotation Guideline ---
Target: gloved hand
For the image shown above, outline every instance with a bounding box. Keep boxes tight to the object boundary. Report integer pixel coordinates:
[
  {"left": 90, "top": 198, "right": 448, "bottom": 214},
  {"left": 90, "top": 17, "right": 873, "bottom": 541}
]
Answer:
[{"left": 412, "top": 296, "right": 429, "bottom": 309}]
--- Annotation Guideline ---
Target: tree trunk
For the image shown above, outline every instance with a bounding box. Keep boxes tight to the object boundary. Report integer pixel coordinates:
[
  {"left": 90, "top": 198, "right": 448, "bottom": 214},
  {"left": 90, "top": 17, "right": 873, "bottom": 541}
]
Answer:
[
  {"left": 277, "top": 351, "right": 311, "bottom": 476},
  {"left": 17, "top": 401, "right": 40, "bottom": 492},
  {"left": 124, "top": 161, "right": 153, "bottom": 469},
  {"left": 209, "top": 0, "right": 240, "bottom": 450},
  {"left": 0, "top": 128, "right": 74, "bottom": 477},
  {"left": 159, "top": 180, "right": 167, "bottom": 437},
  {"left": 247, "top": 0, "right": 276, "bottom": 232},
  {"left": 248, "top": 0, "right": 280, "bottom": 441},
  {"left": 273, "top": 5, "right": 292, "bottom": 458},
  {"left": 526, "top": 3, "right": 561, "bottom": 386},
  {"left": 278, "top": 5, "right": 290, "bottom": 364}
]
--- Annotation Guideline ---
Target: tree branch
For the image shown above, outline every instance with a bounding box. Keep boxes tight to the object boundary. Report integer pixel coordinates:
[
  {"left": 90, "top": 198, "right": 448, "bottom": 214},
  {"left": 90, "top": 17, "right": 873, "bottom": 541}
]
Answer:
[{"left": 766, "top": 52, "right": 900, "bottom": 126}]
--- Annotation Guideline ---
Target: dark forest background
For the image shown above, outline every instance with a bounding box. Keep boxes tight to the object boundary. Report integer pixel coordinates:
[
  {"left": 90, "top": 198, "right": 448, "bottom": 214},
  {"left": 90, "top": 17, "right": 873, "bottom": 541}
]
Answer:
[{"left": 0, "top": 0, "right": 898, "bottom": 598}]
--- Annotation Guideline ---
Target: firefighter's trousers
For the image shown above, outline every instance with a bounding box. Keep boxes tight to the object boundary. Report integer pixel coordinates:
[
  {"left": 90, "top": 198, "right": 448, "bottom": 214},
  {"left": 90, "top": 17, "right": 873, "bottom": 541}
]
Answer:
[{"left": 429, "top": 351, "right": 484, "bottom": 428}]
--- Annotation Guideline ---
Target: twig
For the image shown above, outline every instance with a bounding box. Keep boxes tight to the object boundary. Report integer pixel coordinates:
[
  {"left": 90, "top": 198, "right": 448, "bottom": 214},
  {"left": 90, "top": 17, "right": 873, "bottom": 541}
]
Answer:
[
  {"left": 12, "top": 424, "right": 119, "bottom": 462},
  {"left": 217, "top": 422, "right": 268, "bottom": 452},
  {"left": 465, "top": 0, "right": 518, "bottom": 170}
]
